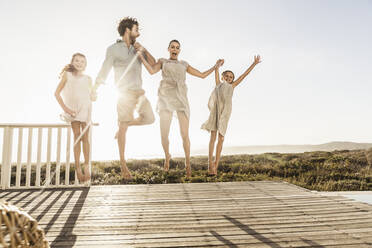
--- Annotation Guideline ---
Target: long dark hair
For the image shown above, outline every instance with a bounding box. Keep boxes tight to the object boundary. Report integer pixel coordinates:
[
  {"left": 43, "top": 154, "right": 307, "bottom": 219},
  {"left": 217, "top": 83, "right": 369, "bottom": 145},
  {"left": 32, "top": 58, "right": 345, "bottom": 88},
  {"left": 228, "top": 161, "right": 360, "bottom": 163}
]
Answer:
[{"left": 59, "top": 53, "right": 86, "bottom": 78}]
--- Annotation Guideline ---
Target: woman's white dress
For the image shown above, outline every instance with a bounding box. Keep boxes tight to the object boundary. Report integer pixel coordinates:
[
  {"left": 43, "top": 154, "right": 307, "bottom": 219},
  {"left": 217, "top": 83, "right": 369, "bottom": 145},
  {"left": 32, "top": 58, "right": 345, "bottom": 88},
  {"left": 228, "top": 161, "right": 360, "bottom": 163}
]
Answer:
[{"left": 157, "top": 58, "right": 190, "bottom": 119}]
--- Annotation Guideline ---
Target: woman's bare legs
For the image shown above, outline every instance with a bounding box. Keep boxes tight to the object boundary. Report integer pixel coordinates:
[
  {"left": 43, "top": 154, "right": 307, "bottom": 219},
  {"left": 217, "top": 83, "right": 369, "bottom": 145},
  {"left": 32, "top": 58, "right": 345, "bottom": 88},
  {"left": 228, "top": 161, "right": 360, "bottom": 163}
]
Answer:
[
  {"left": 159, "top": 110, "right": 172, "bottom": 171},
  {"left": 177, "top": 111, "right": 191, "bottom": 177},
  {"left": 117, "top": 122, "right": 132, "bottom": 179},
  {"left": 71, "top": 121, "right": 84, "bottom": 182},
  {"left": 214, "top": 132, "right": 225, "bottom": 174},
  {"left": 208, "top": 131, "right": 217, "bottom": 174},
  {"left": 81, "top": 122, "right": 90, "bottom": 181}
]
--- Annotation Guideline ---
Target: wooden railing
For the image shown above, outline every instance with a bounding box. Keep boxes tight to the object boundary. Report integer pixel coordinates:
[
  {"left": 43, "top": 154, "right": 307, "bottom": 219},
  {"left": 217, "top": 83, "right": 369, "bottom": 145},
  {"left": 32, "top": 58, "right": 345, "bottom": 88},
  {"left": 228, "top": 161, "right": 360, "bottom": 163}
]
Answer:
[{"left": 0, "top": 123, "right": 98, "bottom": 189}]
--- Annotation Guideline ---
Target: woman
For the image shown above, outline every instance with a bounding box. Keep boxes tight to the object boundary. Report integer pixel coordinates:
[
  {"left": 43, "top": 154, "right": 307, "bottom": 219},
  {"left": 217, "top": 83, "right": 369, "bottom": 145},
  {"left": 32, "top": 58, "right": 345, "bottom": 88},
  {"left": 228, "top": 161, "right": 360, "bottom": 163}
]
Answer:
[{"left": 137, "top": 40, "right": 221, "bottom": 177}]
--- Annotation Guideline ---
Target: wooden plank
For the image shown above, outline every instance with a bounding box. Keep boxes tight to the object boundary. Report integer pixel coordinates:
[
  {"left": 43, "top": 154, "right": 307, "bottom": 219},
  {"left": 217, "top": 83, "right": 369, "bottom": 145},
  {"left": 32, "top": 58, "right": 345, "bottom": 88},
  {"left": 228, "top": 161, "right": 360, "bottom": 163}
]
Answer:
[{"left": 1, "top": 182, "right": 372, "bottom": 247}]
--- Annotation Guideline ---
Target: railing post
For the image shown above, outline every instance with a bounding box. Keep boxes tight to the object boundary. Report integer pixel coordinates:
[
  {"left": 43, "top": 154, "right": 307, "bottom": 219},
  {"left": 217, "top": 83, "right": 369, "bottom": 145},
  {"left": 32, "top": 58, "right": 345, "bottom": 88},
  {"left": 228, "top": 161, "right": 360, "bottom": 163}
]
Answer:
[
  {"left": 89, "top": 125, "right": 93, "bottom": 183},
  {"left": 26, "top": 128, "right": 33, "bottom": 188},
  {"left": 1, "top": 127, "right": 9, "bottom": 189},
  {"left": 16, "top": 128, "right": 23, "bottom": 187},
  {"left": 2, "top": 127, "right": 13, "bottom": 189},
  {"left": 56, "top": 127, "right": 62, "bottom": 186},
  {"left": 36, "top": 127, "right": 43, "bottom": 187},
  {"left": 46, "top": 128, "right": 52, "bottom": 186},
  {"left": 6, "top": 128, "right": 14, "bottom": 189},
  {"left": 65, "top": 127, "right": 71, "bottom": 186}
]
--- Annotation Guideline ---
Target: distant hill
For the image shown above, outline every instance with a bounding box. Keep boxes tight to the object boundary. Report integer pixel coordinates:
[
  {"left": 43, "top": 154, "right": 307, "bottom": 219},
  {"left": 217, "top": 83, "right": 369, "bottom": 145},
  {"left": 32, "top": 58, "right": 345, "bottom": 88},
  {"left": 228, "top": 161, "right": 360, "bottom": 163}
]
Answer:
[{"left": 193, "top": 141, "right": 372, "bottom": 155}]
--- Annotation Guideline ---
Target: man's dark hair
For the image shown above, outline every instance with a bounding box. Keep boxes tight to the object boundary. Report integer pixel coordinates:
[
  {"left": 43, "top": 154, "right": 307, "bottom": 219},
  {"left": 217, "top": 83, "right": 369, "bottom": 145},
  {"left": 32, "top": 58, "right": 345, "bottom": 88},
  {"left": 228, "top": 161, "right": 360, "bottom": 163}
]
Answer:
[
  {"left": 168, "top": 39, "right": 181, "bottom": 48},
  {"left": 117, "top": 17, "right": 139, "bottom": 36}
]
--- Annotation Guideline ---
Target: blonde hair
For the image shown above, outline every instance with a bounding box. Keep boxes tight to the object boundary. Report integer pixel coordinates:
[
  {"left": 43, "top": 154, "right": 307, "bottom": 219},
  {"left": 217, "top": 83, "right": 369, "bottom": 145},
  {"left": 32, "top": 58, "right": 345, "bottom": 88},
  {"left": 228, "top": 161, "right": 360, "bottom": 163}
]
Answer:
[{"left": 59, "top": 53, "right": 86, "bottom": 78}]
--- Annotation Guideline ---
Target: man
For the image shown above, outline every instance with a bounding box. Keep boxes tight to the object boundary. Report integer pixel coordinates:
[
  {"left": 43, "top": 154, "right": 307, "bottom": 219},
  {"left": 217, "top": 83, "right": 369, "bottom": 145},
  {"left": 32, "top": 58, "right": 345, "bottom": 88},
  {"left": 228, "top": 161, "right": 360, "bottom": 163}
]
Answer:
[{"left": 92, "top": 17, "right": 156, "bottom": 179}]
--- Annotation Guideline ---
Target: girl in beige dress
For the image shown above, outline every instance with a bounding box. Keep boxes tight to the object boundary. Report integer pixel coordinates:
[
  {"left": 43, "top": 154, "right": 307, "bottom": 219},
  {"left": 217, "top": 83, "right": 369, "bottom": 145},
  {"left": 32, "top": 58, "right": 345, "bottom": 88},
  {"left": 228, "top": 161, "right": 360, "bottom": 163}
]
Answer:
[
  {"left": 137, "top": 40, "right": 222, "bottom": 177},
  {"left": 55, "top": 53, "right": 94, "bottom": 182},
  {"left": 202, "top": 55, "right": 261, "bottom": 175}
]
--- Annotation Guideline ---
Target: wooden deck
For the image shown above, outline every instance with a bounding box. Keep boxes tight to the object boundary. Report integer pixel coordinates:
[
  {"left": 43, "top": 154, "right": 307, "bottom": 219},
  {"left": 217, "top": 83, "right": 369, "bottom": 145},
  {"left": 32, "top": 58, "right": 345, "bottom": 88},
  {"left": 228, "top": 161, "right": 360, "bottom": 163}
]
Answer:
[{"left": 1, "top": 181, "right": 372, "bottom": 247}]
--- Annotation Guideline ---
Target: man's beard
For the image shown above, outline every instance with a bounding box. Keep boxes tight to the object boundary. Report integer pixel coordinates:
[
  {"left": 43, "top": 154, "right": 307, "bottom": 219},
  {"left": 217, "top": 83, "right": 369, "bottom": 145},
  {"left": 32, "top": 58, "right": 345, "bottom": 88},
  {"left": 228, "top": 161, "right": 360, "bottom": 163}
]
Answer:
[{"left": 130, "top": 36, "right": 136, "bottom": 45}]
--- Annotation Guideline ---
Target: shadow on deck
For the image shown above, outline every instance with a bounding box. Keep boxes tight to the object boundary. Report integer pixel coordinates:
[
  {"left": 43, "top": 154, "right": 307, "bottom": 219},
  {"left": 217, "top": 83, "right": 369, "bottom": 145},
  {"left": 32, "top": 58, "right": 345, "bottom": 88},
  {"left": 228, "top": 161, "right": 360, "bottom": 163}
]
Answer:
[{"left": 1, "top": 181, "right": 372, "bottom": 247}]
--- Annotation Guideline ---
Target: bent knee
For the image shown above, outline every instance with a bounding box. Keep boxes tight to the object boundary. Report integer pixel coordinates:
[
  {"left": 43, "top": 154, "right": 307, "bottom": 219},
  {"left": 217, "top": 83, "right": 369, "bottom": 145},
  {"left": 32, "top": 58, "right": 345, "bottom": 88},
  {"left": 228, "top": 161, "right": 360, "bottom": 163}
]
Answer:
[
  {"left": 146, "top": 114, "right": 155, "bottom": 124},
  {"left": 141, "top": 114, "right": 155, "bottom": 125}
]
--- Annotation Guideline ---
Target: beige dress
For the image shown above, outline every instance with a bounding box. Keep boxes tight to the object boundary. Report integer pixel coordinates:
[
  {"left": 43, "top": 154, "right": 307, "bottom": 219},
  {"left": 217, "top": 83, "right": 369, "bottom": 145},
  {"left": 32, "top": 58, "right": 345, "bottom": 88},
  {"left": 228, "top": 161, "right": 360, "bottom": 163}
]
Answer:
[
  {"left": 201, "top": 81, "right": 234, "bottom": 136},
  {"left": 62, "top": 72, "right": 92, "bottom": 123},
  {"left": 157, "top": 58, "right": 190, "bottom": 119}
]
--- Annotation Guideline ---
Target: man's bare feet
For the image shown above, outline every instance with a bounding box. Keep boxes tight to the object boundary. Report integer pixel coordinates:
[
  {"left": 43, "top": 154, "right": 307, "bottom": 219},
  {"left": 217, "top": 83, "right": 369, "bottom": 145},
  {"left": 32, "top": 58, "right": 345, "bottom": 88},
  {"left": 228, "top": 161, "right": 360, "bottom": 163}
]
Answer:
[
  {"left": 164, "top": 154, "right": 171, "bottom": 171},
  {"left": 120, "top": 160, "right": 132, "bottom": 179}
]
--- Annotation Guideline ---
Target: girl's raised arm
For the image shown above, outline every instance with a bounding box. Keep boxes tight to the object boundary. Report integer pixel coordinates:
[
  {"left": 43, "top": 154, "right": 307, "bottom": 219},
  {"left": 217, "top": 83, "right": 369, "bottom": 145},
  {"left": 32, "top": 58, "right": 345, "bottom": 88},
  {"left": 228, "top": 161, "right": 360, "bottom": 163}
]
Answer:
[
  {"left": 54, "top": 72, "right": 75, "bottom": 116},
  {"left": 186, "top": 59, "right": 221, "bottom": 79},
  {"left": 215, "top": 59, "right": 224, "bottom": 85},
  {"left": 232, "top": 55, "right": 261, "bottom": 89}
]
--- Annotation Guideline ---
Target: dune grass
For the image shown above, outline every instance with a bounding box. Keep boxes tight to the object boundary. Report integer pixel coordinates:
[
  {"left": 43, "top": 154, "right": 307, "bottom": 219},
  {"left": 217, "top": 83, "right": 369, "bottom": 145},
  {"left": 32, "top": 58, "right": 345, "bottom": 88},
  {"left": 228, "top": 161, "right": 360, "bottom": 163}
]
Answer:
[
  {"left": 89, "top": 149, "right": 372, "bottom": 191},
  {"left": 8, "top": 149, "right": 372, "bottom": 191}
]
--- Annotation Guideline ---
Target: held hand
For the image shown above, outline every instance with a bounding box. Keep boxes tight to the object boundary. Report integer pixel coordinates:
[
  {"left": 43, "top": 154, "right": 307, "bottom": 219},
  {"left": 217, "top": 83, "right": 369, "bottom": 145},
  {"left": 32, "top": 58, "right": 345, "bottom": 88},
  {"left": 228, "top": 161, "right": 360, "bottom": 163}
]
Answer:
[
  {"left": 92, "top": 83, "right": 100, "bottom": 92},
  {"left": 218, "top": 59, "right": 224, "bottom": 67},
  {"left": 253, "top": 55, "right": 262, "bottom": 65},
  {"left": 90, "top": 89, "right": 97, "bottom": 102},
  {"left": 134, "top": 42, "right": 145, "bottom": 54},
  {"left": 64, "top": 108, "right": 76, "bottom": 118},
  {"left": 215, "top": 59, "right": 224, "bottom": 68},
  {"left": 133, "top": 41, "right": 142, "bottom": 48}
]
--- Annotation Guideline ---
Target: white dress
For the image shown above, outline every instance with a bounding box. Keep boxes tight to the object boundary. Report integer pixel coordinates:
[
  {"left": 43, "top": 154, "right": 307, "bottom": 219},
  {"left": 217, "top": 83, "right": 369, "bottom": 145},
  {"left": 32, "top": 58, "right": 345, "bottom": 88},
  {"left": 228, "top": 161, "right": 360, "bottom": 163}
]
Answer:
[
  {"left": 62, "top": 72, "right": 92, "bottom": 123},
  {"left": 201, "top": 81, "right": 234, "bottom": 136},
  {"left": 157, "top": 58, "right": 190, "bottom": 119}
]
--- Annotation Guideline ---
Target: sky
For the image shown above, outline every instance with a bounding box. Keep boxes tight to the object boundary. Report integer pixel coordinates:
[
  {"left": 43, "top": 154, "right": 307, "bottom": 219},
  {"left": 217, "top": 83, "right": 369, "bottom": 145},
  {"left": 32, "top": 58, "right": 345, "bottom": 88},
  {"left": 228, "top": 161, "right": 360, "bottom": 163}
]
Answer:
[{"left": 1, "top": 0, "right": 372, "bottom": 161}]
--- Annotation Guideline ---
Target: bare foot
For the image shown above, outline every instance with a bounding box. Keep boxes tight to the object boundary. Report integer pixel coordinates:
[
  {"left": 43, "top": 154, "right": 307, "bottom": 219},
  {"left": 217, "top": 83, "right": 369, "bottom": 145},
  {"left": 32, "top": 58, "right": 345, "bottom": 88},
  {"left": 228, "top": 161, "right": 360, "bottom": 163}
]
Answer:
[
  {"left": 76, "top": 169, "right": 84, "bottom": 183},
  {"left": 208, "top": 160, "right": 214, "bottom": 175},
  {"left": 120, "top": 161, "right": 132, "bottom": 180},
  {"left": 83, "top": 164, "right": 91, "bottom": 182},
  {"left": 186, "top": 162, "right": 191, "bottom": 178},
  {"left": 213, "top": 161, "right": 218, "bottom": 175},
  {"left": 164, "top": 154, "right": 171, "bottom": 171}
]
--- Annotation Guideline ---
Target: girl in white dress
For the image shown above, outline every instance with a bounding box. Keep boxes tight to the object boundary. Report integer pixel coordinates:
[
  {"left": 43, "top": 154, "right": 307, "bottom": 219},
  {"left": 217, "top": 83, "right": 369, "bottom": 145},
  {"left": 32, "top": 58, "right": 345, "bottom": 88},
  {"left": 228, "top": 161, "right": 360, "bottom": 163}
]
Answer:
[
  {"left": 136, "top": 40, "right": 222, "bottom": 177},
  {"left": 55, "top": 53, "right": 93, "bottom": 182},
  {"left": 202, "top": 55, "right": 261, "bottom": 175}
]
